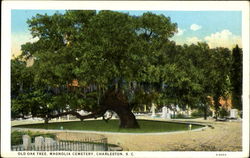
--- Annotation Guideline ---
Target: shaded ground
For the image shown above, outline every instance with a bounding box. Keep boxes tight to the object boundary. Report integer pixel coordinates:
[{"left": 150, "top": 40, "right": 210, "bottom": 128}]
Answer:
[{"left": 12, "top": 118, "right": 242, "bottom": 151}]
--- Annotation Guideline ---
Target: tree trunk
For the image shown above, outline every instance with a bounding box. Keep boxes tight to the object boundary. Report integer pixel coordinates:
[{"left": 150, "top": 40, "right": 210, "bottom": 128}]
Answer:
[
  {"left": 213, "top": 95, "right": 221, "bottom": 120},
  {"left": 44, "top": 117, "right": 49, "bottom": 124},
  {"left": 44, "top": 87, "right": 140, "bottom": 128},
  {"left": 203, "top": 104, "right": 208, "bottom": 120},
  {"left": 102, "top": 88, "right": 140, "bottom": 128},
  {"left": 203, "top": 105, "right": 207, "bottom": 120},
  {"left": 111, "top": 106, "right": 139, "bottom": 128}
]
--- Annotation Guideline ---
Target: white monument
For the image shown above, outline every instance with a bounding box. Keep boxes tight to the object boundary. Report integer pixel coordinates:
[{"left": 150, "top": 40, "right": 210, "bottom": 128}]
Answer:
[
  {"left": 45, "top": 137, "right": 55, "bottom": 150},
  {"left": 144, "top": 105, "right": 147, "bottom": 112},
  {"left": 230, "top": 109, "right": 238, "bottom": 118},
  {"left": 167, "top": 110, "right": 171, "bottom": 119},
  {"left": 35, "top": 136, "right": 44, "bottom": 150},
  {"left": 162, "top": 106, "right": 167, "bottom": 118},
  {"left": 104, "top": 111, "right": 113, "bottom": 118},
  {"left": 22, "top": 135, "right": 31, "bottom": 150},
  {"left": 162, "top": 106, "right": 171, "bottom": 119},
  {"left": 151, "top": 104, "right": 156, "bottom": 117},
  {"left": 79, "top": 110, "right": 86, "bottom": 115}
]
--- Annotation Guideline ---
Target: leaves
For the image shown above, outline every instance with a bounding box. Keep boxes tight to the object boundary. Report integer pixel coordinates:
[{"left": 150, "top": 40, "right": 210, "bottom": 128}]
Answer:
[{"left": 12, "top": 10, "right": 238, "bottom": 120}]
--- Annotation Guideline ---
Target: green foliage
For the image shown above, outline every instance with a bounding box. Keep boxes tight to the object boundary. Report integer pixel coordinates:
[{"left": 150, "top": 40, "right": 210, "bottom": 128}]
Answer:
[
  {"left": 175, "top": 113, "right": 187, "bottom": 119},
  {"left": 15, "top": 10, "right": 178, "bottom": 119},
  {"left": 191, "top": 111, "right": 204, "bottom": 118},
  {"left": 218, "top": 108, "right": 229, "bottom": 118},
  {"left": 12, "top": 10, "right": 240, "bottom": 122},
  {"left": 11, "top": 58, "right": 35, "bottom": 118},
  {"left": 11, "top": 130, "right": 26, "bottom": 145},
  {"left": 230, "top": 45, "right": 242, "bottom": 110},
  {"left": 191, "top": 109, "right": 212, "bottom": 118}
]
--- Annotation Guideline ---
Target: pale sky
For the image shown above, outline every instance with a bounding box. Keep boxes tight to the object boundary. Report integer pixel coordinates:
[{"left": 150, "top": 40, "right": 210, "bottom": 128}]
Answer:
[{"left": 11, "top": 10, "right": 242, "bottom": 57}]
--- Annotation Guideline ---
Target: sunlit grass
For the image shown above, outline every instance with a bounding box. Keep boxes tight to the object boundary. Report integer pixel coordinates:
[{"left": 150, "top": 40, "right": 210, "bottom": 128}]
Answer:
[{"left": 13, "top": 119, "right": 204, "bottom": 133}]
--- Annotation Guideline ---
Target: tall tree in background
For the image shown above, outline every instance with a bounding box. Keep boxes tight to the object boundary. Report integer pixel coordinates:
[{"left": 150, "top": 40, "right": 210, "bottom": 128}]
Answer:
[
  {"left": 208, "top": 47, "right": 232, "bottom": 119},
  {"left": 11, "top": 59, "right": 32, "bottom": 118},
  {"left": 230, "top": 45, "right": 243, "bottom": 110}
]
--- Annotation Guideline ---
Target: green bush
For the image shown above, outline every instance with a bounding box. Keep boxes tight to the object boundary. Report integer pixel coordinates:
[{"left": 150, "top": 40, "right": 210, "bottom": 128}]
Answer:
[
  {"left": 175, "top": 113, "right": 187, "bottom": 119},
  {"left": 191, "top": 111, "right": 203, "bottom": 118},
  {"left": 11, "top": 131, "right": 26, "bottom": 146},
  {"left": 191, "top": 109, "right": 212, "bottom": 118},
  {"left": 218, "top": 108, "right": 229, "bottom": 118}
]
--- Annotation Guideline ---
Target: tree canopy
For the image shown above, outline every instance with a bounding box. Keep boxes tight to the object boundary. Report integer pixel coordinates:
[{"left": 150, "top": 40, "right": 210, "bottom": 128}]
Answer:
[{"left": 11, "top": 10, "right": 242, "bottom": 127}]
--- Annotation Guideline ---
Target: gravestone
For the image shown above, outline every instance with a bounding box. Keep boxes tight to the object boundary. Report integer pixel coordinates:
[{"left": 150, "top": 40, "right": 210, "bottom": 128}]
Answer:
[
  {"left": 166, "top": 110, "right": 171, "bottom": 119},
  {"left": 230, "top": 109, "right": 238, "bottom": 118},
  {"left": 186, "top": 106, "right": 192, "bottom": 117},
  {"left": 162, "top": 106, "right": 171, "bottom": 119},
  {"left": 35, "top": 136, "right": 44, "bottom": 150},
  {"left": 22, "top": 135, "right": 31, "bottom": 150},
  {"left": 162, "top": 106, "right": 167, "bottom": 118},
  {"left": 45, "top": 138, "right": 55, "bottom": 150},
  {"left": 176, "top": 105, "right": 180, "bottom": 112}
]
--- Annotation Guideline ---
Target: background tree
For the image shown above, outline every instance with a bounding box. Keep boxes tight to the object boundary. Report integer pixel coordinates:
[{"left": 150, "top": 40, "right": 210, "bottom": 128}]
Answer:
[
  {"left": 207, "top": 47, "right": 232, "bottom": 119},
  {"left": 177, "top": 43, "right": 211, "bottom": 120},
  {"left": 230, "top": 45, "right": 243, "bottom": 111},
  {"left": 11, "top": 58, "right": 34, "bottom": 118}
]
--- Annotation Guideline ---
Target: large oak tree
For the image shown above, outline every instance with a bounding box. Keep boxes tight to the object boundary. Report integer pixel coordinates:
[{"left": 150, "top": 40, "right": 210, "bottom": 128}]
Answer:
[
  {"left": 18, "top": 10, "right": 177, "bottom": 128},
  {"left": 12, "top": 10, "right": 238, "bottom": 128}
]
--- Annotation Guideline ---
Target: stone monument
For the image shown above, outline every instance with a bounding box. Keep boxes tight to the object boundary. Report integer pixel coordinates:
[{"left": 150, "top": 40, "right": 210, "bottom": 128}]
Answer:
[
  {"left": 230, "top": 109, "right": 238, "bottom": 118},
  {"left": 22, "top": 135, "right": 31, "bottom": 150},
  {"left": 162, "top": 106, "right": 171, "bottom": 119},
  {"left": 35, "top": 136, "right": 44, "bottom": 150},
  {"left": 45, "top": 137, "right": 55, "bottom": 150},
  {"left": 162, "top": 106, "right": 167, "bottom": 118}
]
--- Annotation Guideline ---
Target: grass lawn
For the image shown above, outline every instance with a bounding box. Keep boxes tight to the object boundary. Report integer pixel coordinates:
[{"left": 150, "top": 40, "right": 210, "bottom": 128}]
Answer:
[{"left": 13, "top": 119, "right": 204, "bottom": 133}]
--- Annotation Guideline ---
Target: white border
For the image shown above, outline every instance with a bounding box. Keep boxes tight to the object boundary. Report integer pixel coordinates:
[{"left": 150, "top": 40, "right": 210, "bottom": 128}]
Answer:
[{"left": 1, "top": 1, "right": 249, "bottom": 158}]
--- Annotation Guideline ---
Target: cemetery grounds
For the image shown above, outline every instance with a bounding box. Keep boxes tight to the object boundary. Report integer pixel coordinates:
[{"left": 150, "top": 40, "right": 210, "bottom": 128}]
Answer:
[{"left": 11, "top": 117, "right": 242, "bottom": 151}]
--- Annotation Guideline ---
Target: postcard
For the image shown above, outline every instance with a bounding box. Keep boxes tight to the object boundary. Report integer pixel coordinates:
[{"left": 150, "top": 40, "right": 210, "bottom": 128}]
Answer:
[{"left": 1, "top": 1, "right": 249, "bottom": 158}]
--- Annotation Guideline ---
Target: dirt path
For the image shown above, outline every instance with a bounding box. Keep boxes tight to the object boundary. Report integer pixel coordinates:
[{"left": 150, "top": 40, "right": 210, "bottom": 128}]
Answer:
[
  {"left": 12, "top": 119, "right": 242, "bottom": 151},
  {"left": 100, "top": 120, "right": 242, "bottom": 151}
]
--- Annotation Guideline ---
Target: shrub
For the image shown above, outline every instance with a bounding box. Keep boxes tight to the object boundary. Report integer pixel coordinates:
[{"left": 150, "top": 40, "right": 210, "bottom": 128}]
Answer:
[
  {"left": 218, "top": 108, "right": 229, "bottom": 118},
  {"left": 191, "top": 111, "right": 203, "bottom": 118},
  {"left": 191, "top": 108, "right": 212, "bottom": 118},
  {"left": 175, "top": 113, "right": 187, "bottom": 119},
  {"left": 11, "top": 131, "right": 25, "bottom": 146}
]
